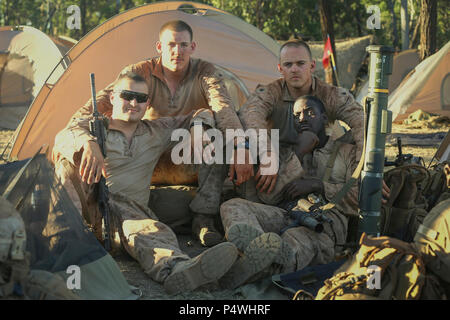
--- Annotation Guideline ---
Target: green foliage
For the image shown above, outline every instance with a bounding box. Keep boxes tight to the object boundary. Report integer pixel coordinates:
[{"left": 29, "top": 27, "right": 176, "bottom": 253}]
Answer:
[{"left": 0, "top": 0, "right": 447, "bottom": 50}]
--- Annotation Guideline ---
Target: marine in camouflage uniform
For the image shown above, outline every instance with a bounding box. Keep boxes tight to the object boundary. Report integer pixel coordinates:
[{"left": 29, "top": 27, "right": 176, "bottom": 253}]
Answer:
[
  {"left": 61, "top": 20, "right": 247, "bottom": 247},
  {"left": 219, "top": 96, "right": 360, "bottom": 288},
  {"left": 234, "top": 39, "right": 364, "bottom": 205},
  {"left": 53, "top": 73, "right": 238, "bottom": 295}
]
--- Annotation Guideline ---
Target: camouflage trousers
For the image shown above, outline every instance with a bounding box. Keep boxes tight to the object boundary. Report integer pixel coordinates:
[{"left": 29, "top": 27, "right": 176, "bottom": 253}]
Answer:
[
  {"left": 220, "top": 198, "right": 348, "bottom": 273},
  {"left": 236, "top": 147, "right": 305, "bottom": 205},
  {"left": 54, "top": 159, "right": 194, "bottom": 283}
]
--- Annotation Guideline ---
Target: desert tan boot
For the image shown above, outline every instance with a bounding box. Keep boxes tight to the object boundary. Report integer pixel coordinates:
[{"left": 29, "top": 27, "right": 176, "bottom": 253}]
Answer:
[
  {"left": 226, "top": 223, "right": 295, "bottom": 267},
  {"left": 192, "top": 214, "right": 224, "bottom": 247},
  {"left": 219, "top": 232, "right": 282, "bottom": 290},
  {"left": 163, "top": 242, "right": 238, "bottom": 295}
]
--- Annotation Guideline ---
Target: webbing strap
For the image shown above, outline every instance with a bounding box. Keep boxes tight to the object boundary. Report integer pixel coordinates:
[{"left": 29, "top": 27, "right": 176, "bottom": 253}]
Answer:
[
  {"left": 416, "top": 224, "right": 439, "bottom": 241},
  {"left": 320, "top": 98, "right": 368, "bottom": 212},
  {"left": 322, "top": 141, "right": 343, "bottom": 183}
]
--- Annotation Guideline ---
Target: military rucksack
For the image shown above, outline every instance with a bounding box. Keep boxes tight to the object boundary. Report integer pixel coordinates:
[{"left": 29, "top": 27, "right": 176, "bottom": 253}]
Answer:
[
  {"left": 414, "top": 198, "right": 450, "bottom": 297},
  {"left": 381, "top": 164, "right": 430, "bottom": 241},
  {"left": 315, "top": 233, "right": 426, "bottom": 300},
  {"left": 422, "top": 161, "right": 450, "bottom": 209}
]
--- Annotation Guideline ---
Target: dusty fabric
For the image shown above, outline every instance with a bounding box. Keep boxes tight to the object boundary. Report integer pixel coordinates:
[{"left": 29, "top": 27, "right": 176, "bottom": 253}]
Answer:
[
  {"left": 238, "top": 147, "right": 305, "bottom": 206},
  {"left": 108, "top": 192, "right": 189, "bottom": 283},
  {"left": 306, "top": 137, "right": 359, "bottom": 217},
  {"left": 238, "top": 76, "right": 364, "bottom": 160},
  {"left": 53, "top": 110, "right": 213, "bottom": 208},
  {"left": 220, "top": 198, "right": 348, "bottom": 273},
  {"left": 67, "top": 57, "right": 242, "bottom": 139},
  {"left": 52, "top": 111, "right": 221, "bottom": 283}
]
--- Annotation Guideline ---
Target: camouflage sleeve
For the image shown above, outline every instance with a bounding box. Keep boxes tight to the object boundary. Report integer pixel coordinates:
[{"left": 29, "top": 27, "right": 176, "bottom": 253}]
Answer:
[
  {"left": 200, "top": 65, "right": 243, "bottom": 133},
  {"left": 322, "top": 144, "right": 359, "bottom": 216},
  {"left": 328, "top": 87, "right": 364, "bottom": 161},
  {"left": 238, "top": 84, "right": 278, "bottom": 154},
  {"left": 53, "top": 115, "right": 96, "bottom": 165},
  {"left": 146, "top": 109, "right": 215, "bottom": 148}
]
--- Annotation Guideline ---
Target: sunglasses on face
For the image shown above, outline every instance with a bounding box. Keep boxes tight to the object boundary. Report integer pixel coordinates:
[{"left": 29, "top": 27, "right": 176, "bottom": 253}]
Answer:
[{"left": 115, "top": 90, "right": 149, "bottom": 103}]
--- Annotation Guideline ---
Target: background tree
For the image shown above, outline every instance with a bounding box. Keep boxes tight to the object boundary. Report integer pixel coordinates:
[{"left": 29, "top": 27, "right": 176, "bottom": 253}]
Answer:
[{"left": 419, "top": 0, "right": 438, "bottom": 60}]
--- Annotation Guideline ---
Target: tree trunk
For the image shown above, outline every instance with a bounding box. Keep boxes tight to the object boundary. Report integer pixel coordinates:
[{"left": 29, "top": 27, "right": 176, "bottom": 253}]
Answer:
[
  {"left": 318, "top": 0, "right": 338, "bottom": 86},
  {"left": 419, "top": 0, "right": 437, "bottom": 60},
  {"left": 387, "top": 0, "right": 399, "bottom": 50},
  {"left": 401, "top": 0, "right": 410, "bottom": 50},
  {"left": 80, "top": 0, "right": 87, "bottom": 37},
  {"left": 410, "top": 14, "right": 421, "bottom": 49}
]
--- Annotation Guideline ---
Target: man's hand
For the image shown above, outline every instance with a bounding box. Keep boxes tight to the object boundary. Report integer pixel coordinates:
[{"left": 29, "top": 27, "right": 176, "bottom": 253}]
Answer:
[
  {"left": 282, "top": 177, "right": 324, "bottom": 200},
  {"left": 381, "top": 180, "right": 391, "bottom": 204},
  {"left": 229, "top": 149, "right": 254, "bottom": 185},
  {"left": 294, "top": 130, "right": 319, "bottom": 161},
  {"left": 254, "top": 151, "right": 278, "bottom": 194},
  {"left": 79, "top": 140, "right": 105, "bottom": 185}
]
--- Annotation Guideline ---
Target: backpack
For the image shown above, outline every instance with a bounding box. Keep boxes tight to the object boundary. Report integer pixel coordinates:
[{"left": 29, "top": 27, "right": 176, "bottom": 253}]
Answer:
[
  {"left": 422, "top": 161, "right": 450, "bottom": 209},
  {"left": 381, "top": 164, "right": 430, "bottom": 241},
  {"left": 315, "top": 233, "right": 426, "bottom": 300},
  {"left": 414, "top": 197, "right": 450, "bottom": 296}
]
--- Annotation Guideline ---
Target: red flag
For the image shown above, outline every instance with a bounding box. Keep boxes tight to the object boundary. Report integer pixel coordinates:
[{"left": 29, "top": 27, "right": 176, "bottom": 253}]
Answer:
[{"left": 322, "top": 36, "right": 332, "bottom": 69}]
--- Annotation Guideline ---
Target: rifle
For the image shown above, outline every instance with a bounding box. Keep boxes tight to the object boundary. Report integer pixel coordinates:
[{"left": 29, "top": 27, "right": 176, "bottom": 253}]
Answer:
[
  {"left": 384, "top": 137, "right": 424, "bottom": 167},
  {"left": 280, "top": 198, "right": 333, "bottom": 234},
  {"left": 88, "top": 73, "right": 111, "bottom": 251}
]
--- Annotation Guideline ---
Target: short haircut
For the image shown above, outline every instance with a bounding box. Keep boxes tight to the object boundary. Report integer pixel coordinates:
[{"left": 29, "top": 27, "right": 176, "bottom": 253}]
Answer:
[
  {"left": 296, "top": 95, "right": 326, "bottom": 114},
  {"left": 279, "top": 39, "right": 312, "bottom": 60},
  {"left": 114, "top": 71, "right": 148, "bottom": 89},
  {"left": 159, "top": 20, "right": 193, "bottom": 41}
]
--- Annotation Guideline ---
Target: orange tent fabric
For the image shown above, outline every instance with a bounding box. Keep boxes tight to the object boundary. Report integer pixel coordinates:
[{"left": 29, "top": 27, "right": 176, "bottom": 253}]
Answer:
[{"left": 9, "top": 1, "right": 281, "bottom": 161}]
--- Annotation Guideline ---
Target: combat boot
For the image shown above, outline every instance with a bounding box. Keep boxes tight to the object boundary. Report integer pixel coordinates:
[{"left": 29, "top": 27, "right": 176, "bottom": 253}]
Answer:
[
  {"left": 192, "top": 213, "right": 223, "bottom": 247},
  {"left": 219, "top": 232, "right": 282, "bottom": 289},
  {"left": 163, "top": 242, "right": 238, "bottom": 295},
  {"left": 226, "top": 223, "right": 295, "bottom": 268}
]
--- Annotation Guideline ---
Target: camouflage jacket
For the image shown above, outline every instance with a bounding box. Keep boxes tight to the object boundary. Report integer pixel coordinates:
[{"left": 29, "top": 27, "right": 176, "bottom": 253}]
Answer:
[
  {"left": 67, "top": 57, "right": 243, "bottom": 134},
  {"left": 238, "top": 76, "right": 364, "bottom": 159}
]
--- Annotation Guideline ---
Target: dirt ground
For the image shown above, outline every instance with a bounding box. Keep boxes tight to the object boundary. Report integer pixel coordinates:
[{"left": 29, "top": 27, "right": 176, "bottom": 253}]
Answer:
[{"left": 0, "top": 121, "right": 447, "bottom": 300}]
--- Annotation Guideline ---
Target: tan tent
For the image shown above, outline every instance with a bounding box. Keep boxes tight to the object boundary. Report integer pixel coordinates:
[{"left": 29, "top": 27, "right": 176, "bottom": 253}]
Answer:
[
  {"left": 356, "top": 48, "right": 421, "bottom": 104},
  {"left": 0, "top": 26, "right": 67, "bottom": 130},
  {"left": 388, "top": 41, "right": 450, "bottom": 122},
  {"left": 49, "top": 35, "right": 78, "bottom": 56},
  {"left": 8, "top": 1, "right": 282, "bottom": 161},
  {"left": 309, "top": 35, "right": 374, "bottom": 90}
]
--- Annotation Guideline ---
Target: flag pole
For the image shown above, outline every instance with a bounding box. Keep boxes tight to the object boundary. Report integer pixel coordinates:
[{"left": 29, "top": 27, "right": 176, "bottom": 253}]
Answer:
[{"left": 327, "top": 34, "right": 341, "bottom": 87}]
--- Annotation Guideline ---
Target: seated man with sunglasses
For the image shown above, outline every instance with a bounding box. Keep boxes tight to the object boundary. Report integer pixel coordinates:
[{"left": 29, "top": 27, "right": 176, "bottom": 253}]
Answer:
[
  {"left": 52, "top": 72, "right": 239, "bottom": 294},
  {"left": 61, "top": 20, "right": 253, "bottom": 247}
]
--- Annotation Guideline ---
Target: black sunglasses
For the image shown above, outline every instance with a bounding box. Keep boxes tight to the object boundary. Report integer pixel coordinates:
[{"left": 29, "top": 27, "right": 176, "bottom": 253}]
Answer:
[{"left": 116, "top": 90, "right": 149, "bottom": 103}]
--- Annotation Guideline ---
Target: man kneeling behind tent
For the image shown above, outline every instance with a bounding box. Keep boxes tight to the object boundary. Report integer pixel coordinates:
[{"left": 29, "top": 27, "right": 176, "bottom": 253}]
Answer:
[{"left": 52, "top": 72, "right": 238, "bottom": 294}]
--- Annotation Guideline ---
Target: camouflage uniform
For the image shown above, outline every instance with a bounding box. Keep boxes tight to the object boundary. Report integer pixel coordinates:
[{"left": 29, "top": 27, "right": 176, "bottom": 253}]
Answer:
[
  {"left": 236, "top": 76, "right": 364, "bottom": 204},
  {"left": 53, "top": 110, "right": 219, "bottom": 282},
  {"left": 69, "top": 57, "right": 243, "bottom": 188},
  {"left": 220, "top": 136, "right": 359, "bottom": 273}
]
